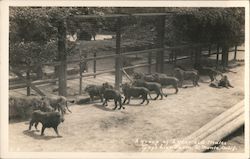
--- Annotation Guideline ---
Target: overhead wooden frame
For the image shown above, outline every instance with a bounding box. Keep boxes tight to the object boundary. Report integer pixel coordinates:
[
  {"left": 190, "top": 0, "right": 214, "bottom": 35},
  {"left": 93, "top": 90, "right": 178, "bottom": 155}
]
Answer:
[{"left": 72, "top": 12, "right": 172, "bottom": 20}]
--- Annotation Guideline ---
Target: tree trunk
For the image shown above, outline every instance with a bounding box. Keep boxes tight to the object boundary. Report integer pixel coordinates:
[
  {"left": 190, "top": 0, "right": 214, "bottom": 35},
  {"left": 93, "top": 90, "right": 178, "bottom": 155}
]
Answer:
[{"left": 221, "top": 46, "right": 229, "bottom": 68}]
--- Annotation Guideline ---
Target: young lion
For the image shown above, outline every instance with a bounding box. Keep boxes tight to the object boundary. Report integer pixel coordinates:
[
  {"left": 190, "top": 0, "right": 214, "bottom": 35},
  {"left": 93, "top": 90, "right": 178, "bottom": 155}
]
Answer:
[
  {"left": 173, "top": 68, "right": 199, "bottom": 87},
  {"left": 132, "top": 79, "right": 167, "bottom": 100},
  {"left": 197, "top": 66, "right": 223, "bottom": 82},
  {"left": 218, "top": 75, "right": 234, "bottom": 88},
  {"left": 102, "top": 89, "right": 124, "bottom": 110},
  {"left": 121, "top": 83, "right": 151, "bottom": 105},
  {"left": 41, "top": 96, "right": 73, "bottom": 114},
  {"left": 209, "top": 75, "right": 233, "bottom": 89}
]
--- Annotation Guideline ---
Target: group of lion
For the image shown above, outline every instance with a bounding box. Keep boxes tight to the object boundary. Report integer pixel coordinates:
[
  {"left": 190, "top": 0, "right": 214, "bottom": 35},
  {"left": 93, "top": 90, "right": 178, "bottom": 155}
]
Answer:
[{"left": 20, "top": 66, "right": 233, "bottom": 137}]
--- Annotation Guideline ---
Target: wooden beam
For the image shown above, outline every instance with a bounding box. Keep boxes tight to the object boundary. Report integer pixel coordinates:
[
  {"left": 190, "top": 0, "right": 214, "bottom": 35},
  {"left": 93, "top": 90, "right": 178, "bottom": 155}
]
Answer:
[
  {"left": 79, "top": 62, "right": 84, "bottom": 95},
  {"left": 159, "top": 15, "right": 166, "bottom": 73},
  {"left": 9, "top": 78, "right": 58, "bottom": 90},
  {"left": 164, "top": 43, "right": 205, "bottom": 50},
  {"left": 122, "top": 68, "right": 134, "bottom": 83},
  {"left": 73, "top": 12, "right": 171, "bottom": 19},
  {"left": 73, "top": 14, "right": 128, "bottom": 19},
  {"left": 10, "top": 67, "right": 45, "bottom": 96},
  {"left": 237, "top": 49, "right": 245, "bottom": 52},
  {"left": 192, "top": 114, "right": 244, "bottom": 152},
  {"left": 123, "top": 63, "right": 151, "bottom": 70},
  {"left": 170, "top": 101, "right": 244, "bottom": 152},
  {"left": 66, "top": 48, "right": 162, "bottom": 65},
  {"left": 208, "top": 45, "right": 211, "bottom": 56},
  {"left": 216, "top": 44, "right": 220, "bottom": 68},
  {"left": 115, "top": 17, "right": 122, "bottom": 90},
  {"left": 57, "top": 20, "right": 67, "bottom": 96},
  {"left": 119, "top": 48, "right": 162, "bottom": 57},
  {"left": 132, "top": 13, "right": 171, "bottom": 16},
  {"left": 148, "top": 52, "right": 152, "bottom": 74},
  {"left": 234, "top": 45, "right": 238, "bottom": 60},
  {"left": 155, "top": 15, "right": 165, "bottom": 73},
  {"left": 93, "top": 52, "right": 97, "bottom": 78},
  {"left": 174, "top": 51, "right": 177, "bottom": 65},
  {"left": 26, "top": 70, "right": 30, "bottom": 96}
]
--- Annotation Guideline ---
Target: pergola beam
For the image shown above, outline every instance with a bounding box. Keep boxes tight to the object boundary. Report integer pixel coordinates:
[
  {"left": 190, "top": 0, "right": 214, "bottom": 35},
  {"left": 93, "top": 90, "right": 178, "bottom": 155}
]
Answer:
[{"left": 72, "top": 12, "right": 173, "bottom": 19}]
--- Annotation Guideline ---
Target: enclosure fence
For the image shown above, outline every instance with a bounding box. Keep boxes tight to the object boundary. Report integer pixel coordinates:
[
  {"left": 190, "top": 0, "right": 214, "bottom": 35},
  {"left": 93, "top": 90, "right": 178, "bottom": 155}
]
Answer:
[{"left": 9, "top": 13, "right": 245, "bottom": 97}]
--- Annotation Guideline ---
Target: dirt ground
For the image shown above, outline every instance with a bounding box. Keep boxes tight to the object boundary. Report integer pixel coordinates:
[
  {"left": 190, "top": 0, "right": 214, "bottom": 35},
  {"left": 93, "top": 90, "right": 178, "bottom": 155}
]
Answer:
[{"left": 9, "top": 62, "right": 245, "bottom": 152}]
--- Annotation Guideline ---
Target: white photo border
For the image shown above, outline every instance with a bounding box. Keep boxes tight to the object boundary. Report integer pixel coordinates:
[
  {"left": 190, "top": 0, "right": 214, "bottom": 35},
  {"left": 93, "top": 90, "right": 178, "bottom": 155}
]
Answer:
[{"left": 1, "top": 1, "right": 249, "bottom": 159}]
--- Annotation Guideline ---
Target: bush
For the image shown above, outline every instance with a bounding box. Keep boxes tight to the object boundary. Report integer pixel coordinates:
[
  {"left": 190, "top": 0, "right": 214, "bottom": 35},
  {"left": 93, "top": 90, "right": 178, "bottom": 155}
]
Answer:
[{"left": 9, "top": 96, "right": 43, "bottom": 119}]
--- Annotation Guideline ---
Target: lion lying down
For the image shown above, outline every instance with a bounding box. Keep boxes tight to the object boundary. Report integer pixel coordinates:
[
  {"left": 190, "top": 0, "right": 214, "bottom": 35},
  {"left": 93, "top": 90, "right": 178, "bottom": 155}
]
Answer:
[{"left": 209, "top": 75, "right": 234, "bottom": 89}]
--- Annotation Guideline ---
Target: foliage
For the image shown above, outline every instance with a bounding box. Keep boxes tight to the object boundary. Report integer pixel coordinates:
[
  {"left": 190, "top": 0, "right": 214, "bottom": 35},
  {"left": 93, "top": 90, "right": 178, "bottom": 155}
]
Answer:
[
  {"left": 9, "top": 7, "right": 245, "bottom": 72},
  {"left": 9, "top": 41, "right": 57, "bottom": 66},
  {"left": 9, "top": 7, "right": 97, "bottom": 71},
  {"left": 166, "top": 8, "right": 245, "bottom": 46},
  {"left": 9, "top": 7, "right": 161, "bottom": 71}
]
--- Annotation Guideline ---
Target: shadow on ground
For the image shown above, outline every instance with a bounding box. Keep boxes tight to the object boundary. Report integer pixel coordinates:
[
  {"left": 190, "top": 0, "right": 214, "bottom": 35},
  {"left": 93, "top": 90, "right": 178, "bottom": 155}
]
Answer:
[
  {"left": 23, "top": 130, "right": 61, "bottom": 140},
  {"left": 92, "top": 103, "right": 117, "bottom": 111},
  {"left": 122, "top": 102, "right": 148, "bottom": 107}
]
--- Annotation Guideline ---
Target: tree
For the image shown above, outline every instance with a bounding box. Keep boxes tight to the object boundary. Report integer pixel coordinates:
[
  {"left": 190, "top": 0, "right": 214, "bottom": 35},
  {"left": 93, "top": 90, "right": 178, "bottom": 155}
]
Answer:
[
  {"left": 9, "top": 7, "right": 97, "bottom": 78},
  {"left": 10, "top": 7, "right": 244, "bottom": 73},
  {"left": 9, "top": 7, "right": 163, "bottom": 72},
  {"left": 166, "top": 8, "right": 245, "bottom": 68}
]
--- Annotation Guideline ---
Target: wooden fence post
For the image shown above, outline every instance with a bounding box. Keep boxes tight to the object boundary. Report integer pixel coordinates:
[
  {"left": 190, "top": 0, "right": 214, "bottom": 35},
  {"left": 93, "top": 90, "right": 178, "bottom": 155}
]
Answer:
[
  {"left": 216, "top": 44, "right": 220, "bottom": 69},
  {"left": 57, "top": 20, "right": 67, "bottom": 96},
  {"left": 115, "top": 17, "right": 122, "bottom": 90},
  {"left": 94, "top": 52, "right": 96, "bottom": 78},
  {"left": 190, "top": 49, "right": 193, "bottom": 62},
  {"left": 148, "top": 52, "right": 152, "bottom": 74},
  {"left": 198, "top": 46, "right": 202, "bottom": 67},
  {"left": 174, "top": 50, "right": 177, "bottom": 66},
  {"left": 156, "top": 15, "right": 165, "bottom": 73},
  {"left": 169, "top": 50, "right": 173, "bottom": 63},
  {"left": 234, "top": 45, "right": 238, "bottom": 60},
  {"left": 26, "top": 70, "right": 30, "bottom": 96},
  {"left": 79, "top": 62, "right": 83, "bottom": 95},
  {"left": 190, "top": 47, "right": 194, "bottom": 62},
  {"left": 10, "top": 67, "right": 46, "bottom": 96},
  {"left": 53, "top": 66, "right": 58, "bottom": 85},
  {"left": 208, "top": 45, "right": 211, "bottom": 56},
  {"left": 194, "top": 45, "right": 201, "bottom": 68}
]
